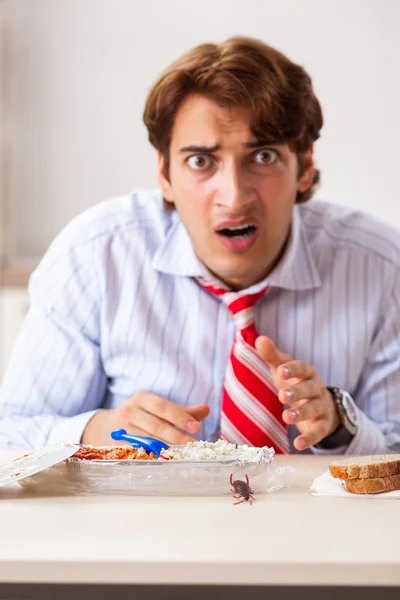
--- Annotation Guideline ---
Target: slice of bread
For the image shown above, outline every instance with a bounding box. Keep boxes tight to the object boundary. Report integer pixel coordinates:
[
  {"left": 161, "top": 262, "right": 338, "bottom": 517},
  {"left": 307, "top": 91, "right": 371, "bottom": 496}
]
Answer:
[
  {"left": 344, "top": 473, "right": 400, "bottom": 494},
  {"left": 329, "top": 454, "right": 400, "bottom": 480}
]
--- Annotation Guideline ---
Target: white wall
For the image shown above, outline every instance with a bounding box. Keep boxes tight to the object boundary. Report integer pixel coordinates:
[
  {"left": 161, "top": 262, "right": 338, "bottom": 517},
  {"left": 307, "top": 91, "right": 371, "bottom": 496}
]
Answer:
[
  {"left": 3, "top": 0, "right": 400, "bottom": 258},
  {"left": 0, "top": 287, "right": 29, "bottom": 378}
]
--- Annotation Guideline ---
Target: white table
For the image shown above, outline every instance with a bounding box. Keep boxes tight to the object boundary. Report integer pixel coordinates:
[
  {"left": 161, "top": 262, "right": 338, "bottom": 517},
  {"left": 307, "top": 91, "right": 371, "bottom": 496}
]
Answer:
[{"left": 0, "top": 452, "right": 399, "bottom": 599}]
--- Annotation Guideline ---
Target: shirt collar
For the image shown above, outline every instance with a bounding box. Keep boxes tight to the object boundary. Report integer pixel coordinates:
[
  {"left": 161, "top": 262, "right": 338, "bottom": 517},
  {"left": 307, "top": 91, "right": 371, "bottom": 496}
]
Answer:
[{"left": 152, "top": 204, "right": 321, "bottom": 292}]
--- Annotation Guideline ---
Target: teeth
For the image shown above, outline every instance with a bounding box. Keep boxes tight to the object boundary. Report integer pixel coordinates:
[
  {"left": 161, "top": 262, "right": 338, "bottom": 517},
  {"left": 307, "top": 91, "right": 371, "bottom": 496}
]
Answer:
[
  {"left": 217, "top": 223, "right": 256, "bottom": 240},
  {"left": 226, "top": 225, "right": 252, "bottom": 231}
]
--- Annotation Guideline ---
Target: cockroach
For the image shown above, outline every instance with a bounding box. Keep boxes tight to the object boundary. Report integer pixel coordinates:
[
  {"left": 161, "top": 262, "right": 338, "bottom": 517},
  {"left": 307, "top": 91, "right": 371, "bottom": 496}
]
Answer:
[{"left": 230, "top": 473, "right": 255, "bottom": 505}]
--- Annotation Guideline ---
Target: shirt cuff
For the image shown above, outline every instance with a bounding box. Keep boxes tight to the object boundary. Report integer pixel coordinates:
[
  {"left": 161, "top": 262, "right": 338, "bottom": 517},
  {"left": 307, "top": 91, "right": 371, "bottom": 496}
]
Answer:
[
  {"left": 46, "top": 410, "right": 99, "bottom": 446},
  {"left": 311, "top": 406, "right": 388, "bottom": 456}
]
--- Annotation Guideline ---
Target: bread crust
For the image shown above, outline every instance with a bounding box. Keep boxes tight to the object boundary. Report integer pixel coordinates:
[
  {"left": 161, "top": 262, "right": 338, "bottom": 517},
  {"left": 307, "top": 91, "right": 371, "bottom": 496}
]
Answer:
[
  {"left": 345, "top": 473, "right": 400, "bottom": 494},
  {"left": 329, "top": 455, "right": 400, "bottom": 480}
]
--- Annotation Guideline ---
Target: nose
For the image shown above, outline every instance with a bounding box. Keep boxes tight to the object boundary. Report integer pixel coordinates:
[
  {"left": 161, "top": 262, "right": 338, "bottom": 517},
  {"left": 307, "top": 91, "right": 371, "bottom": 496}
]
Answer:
[{"left": 214, "top": 162, "right": 255, "bottom": 210}]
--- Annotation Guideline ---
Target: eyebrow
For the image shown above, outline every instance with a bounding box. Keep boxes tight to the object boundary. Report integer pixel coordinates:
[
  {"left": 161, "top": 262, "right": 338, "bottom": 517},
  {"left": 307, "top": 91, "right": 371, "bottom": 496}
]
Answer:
[
  {"left": 178, "top": 140, "right": 278, "bottom": 153},
  {"left": 179, "top": 144, "right": 221, "bottom": 153}
]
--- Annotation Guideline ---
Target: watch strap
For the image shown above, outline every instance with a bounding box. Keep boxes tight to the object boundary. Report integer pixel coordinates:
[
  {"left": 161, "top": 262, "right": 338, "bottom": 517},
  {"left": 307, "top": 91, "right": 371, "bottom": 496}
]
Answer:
[
  {"left": 314, "top": 424, "right": 354, "bottom": 449},
  {"left": 314, "top": 387, "right": 357, "bottom": 450}
]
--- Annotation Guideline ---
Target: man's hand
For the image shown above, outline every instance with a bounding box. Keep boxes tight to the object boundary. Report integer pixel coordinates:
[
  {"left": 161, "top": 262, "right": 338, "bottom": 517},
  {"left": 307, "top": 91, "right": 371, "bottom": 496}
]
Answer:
[
  {"left": 81, "top": 392, "right": 210, "bottom": 446},
  {"left": 255, "top": 336, "right": 340, "bottom": 451}
]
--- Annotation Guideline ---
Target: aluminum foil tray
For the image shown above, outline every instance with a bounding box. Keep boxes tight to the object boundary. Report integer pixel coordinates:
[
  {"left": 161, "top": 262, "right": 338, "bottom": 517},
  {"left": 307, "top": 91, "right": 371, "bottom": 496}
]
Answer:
[{"left": 18, "top": 454, "right": 287, "bottom": 496}]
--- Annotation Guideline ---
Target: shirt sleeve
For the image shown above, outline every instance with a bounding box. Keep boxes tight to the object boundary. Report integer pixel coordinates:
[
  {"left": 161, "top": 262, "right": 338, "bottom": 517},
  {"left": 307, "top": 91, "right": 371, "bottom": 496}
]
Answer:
[
  {"left": 0, "top": 223, "right": 107, "bottom": 449},
  {"left": 312, "top": 263, "right": 400, "bottom": 456}
]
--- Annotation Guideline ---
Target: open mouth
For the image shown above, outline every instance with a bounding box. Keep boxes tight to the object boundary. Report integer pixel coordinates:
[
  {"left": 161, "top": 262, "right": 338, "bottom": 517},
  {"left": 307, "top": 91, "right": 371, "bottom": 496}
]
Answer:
[{"left": 217, "top": 224, "right": 257, "bottom": 239}]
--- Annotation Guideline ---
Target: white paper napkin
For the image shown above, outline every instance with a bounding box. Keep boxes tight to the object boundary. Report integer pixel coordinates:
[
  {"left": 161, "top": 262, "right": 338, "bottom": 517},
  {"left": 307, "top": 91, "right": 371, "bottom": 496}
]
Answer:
[{"left": 309, "top": 470, "right": 400, "bottom": 499}]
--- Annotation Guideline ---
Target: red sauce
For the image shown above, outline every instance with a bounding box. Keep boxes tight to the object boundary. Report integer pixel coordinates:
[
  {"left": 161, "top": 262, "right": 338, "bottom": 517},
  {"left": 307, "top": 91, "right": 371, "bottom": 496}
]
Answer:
[{"left": 72, "top": 446, "right": 157, "bottom": 461}]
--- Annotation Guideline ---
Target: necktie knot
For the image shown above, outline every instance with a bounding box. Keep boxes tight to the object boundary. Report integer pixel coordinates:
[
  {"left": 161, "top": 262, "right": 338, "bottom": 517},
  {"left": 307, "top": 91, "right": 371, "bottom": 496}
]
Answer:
[{"left": 197, "top": 279, "right": 268, "bottom": 346}]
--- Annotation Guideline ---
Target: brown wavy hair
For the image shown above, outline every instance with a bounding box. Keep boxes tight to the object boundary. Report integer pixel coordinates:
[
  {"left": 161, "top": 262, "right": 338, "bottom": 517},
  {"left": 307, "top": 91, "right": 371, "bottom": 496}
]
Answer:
[{"left": 143, "top": 36, "right": 323, "bottom": 203}]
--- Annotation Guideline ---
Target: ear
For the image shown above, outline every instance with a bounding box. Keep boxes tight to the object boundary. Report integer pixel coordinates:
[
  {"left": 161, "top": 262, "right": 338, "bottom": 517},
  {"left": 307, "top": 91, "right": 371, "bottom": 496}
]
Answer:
[
  {"left": 157, "top": 151, "right": 174, "bottom": 205},
  {"left": 297, "top": 146, "right": 315, "bottom": 193}
]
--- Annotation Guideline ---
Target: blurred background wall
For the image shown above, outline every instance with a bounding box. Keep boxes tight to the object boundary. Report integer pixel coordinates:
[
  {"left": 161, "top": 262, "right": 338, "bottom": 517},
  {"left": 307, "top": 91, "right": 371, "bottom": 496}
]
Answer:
[
  {"left": 2, "top": 0, "right": 400, "bottom": 259},
  {"left": 0, "top": 0, "right": 400, "bottom": 373}
]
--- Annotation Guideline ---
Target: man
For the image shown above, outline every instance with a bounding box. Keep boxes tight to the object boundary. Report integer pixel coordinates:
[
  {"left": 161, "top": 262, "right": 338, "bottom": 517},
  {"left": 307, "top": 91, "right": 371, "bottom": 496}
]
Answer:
[{"left": 0, "top": 36, "right": 399, "bottom": 454}]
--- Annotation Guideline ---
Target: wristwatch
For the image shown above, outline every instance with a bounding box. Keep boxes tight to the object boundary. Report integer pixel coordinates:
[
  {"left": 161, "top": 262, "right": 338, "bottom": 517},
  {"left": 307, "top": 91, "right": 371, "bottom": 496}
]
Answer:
[{"left": 314, "top": 387, "right": 359, "bottom": 450}]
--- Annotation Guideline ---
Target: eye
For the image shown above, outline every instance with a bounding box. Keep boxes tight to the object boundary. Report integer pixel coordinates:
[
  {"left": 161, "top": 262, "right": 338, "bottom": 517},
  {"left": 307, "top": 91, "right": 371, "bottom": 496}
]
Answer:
[
  {"left": 187, "top": 154, "right": 213, "bottom": 170},
  {"left": 253, "top": 149, "right": 278, "bottom": 165}
]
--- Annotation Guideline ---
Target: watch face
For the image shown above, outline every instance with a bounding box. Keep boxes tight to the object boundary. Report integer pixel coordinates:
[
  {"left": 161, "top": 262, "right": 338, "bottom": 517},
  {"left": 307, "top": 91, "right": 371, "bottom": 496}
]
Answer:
[{"left": 341, "top": 391, "right": 358, "bottom": 428}]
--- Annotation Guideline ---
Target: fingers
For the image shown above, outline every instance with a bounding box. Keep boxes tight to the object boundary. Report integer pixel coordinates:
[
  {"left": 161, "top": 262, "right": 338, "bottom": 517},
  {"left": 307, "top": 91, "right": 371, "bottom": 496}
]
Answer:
[
  {"left": 120, "top": 393, "right": 209, "bottom": 444},
  {"left": 253, "top": 340, "right": 337, "bottom": 451},
  {"left": 134, "top": 393, "right": 201, "bottom": 433},
  {"left": 255, "top": 336, "right": 291, "bottom": 369},
  {"left": 126, "top": 406, "right": 198, "bottom": 445},
  {"left": 83, "top": 395, "right": 209, "bottom": 446},
  {"left": 281, "top": 390, "right": 340, "bottom": 450},
  {"left": 278, "top": 379, "right": 323, "bottom": 406},
  {"left": 186, "top": 404, "right": 211, "bottom": 421},
  {"left": 293, "top": 420, "right": 329, "bottom": 451},
  {"left": 277, "top": 360, "right": 315, "bottom": 381},
  {"left": 282, "top": 398, "right": 325, "bottom": 424}
]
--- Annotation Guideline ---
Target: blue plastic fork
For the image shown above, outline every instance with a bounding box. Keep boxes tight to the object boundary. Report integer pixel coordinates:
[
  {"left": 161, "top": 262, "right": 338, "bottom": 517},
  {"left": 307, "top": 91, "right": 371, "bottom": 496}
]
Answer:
[{"left": 110, "top": 428, "right": 169, "bottom": 457}]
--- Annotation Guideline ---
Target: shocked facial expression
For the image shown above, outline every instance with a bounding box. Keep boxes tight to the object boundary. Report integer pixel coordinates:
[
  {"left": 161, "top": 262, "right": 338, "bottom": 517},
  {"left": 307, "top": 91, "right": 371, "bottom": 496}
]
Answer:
[{"left": 158, "top": 94, "right": 314, "bottom": 290}]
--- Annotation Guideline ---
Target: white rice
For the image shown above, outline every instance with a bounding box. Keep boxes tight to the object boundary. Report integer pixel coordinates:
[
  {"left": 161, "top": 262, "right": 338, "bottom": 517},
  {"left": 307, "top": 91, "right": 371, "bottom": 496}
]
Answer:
[{"left": 161, "top": 439, "right": 275, "bottom": 463}]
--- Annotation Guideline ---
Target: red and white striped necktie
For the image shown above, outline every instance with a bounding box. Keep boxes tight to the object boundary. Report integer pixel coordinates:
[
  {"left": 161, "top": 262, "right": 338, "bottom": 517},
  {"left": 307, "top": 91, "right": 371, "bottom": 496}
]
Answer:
[{"left": 198, "top": 279, "right": 289, "bottom": 454}]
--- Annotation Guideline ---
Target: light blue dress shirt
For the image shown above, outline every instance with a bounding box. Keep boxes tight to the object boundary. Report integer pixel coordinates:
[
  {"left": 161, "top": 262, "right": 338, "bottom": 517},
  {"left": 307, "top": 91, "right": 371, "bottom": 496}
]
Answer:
[{"left": 1, "top": 189, "right": 400, "bottom": 453}]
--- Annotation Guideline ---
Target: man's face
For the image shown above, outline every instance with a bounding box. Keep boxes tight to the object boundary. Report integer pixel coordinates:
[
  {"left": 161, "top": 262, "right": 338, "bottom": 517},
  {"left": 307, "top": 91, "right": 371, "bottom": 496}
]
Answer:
[{"left": 158, "top": 94, "right": 314, "bottom": 290}]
